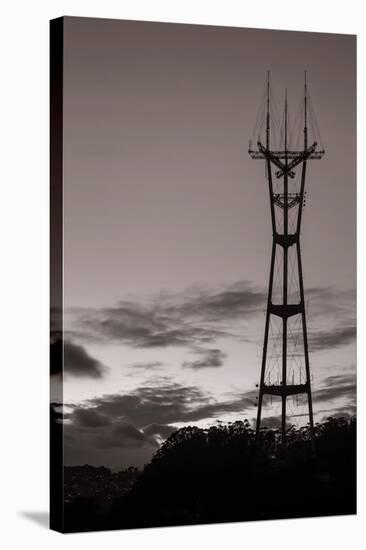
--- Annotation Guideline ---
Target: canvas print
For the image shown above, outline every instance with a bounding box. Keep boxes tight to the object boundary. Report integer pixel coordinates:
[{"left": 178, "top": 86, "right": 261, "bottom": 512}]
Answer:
[{"left": 50, "top": 16, "right": 356, "bottom": 533}]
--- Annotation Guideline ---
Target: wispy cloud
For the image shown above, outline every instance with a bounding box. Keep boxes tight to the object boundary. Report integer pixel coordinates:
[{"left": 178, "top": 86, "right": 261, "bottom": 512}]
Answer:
[
  {"left": 182, "top": 348, "right": 226, "bottom": 370},
  {"left": 170, "top": 281, "right": 266, "bottom": 321},
  {"left": 312, "top": 373, "right": 356, "bottom": 405},
  {"left": 128, "top": 360, "right": 165, "bottom": 371},
  {"left": 306, "top": 287, "right": 356, "bottom": 319},
  {"left": 79, "top": 302, "right": 225, "bottom": 349},
  {"left": 66, "top": 283, "right": 355, "bottom": 354},
  {"left": 68, "top": 280, "right": 265, "bottom": 349},
  {"left": 309, "top": 325, "right": 356, "bottom": 352}
]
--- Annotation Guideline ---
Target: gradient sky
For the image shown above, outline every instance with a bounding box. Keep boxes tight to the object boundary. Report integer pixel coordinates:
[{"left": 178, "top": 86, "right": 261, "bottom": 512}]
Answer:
[{"left": 53, "top": 17, "right": 356, "bottom": 470}]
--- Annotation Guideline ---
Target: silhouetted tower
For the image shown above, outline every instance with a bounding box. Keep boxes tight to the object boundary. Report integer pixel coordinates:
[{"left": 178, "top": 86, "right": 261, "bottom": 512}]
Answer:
[{"left": 249, "top": 72, "right": 325, "bottom": 451}]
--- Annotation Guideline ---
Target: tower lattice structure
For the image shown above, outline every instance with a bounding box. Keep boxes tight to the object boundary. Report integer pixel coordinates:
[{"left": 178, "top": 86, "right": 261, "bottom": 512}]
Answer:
[{"left": 249, "top": 73, "right": 324, "bottom": 450}]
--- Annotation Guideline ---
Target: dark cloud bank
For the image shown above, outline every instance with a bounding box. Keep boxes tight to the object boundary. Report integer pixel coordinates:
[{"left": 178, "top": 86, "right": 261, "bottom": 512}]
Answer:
[
  {"left": 61, "top": 370, "right": 356, "bottom": 469},
  {"left": 50, "top": 339, "right": 107, "bottom": 378},
  {"left": 62, "top": 380, "right": 257, "bottom": 469}
]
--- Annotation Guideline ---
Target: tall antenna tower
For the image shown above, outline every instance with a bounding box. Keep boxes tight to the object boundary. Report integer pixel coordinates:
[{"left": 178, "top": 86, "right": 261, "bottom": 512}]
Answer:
[{"left": 249, "top": 72, "right": 325, "bottom": 451}]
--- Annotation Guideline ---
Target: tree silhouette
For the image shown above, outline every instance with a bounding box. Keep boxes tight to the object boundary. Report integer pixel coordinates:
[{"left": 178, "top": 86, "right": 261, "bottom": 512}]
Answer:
[{"left": 63, "top": 417, "right": 356, "bottom": 532}]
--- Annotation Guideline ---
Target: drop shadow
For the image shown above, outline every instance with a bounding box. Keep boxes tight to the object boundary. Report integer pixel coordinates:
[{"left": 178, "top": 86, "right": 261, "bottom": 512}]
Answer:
[{"left": 19, "top": 511, "right": 49, "bottom": 529}]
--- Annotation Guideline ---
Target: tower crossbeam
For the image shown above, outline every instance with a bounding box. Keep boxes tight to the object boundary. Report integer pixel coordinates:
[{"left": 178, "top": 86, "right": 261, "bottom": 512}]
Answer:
[{"left": 249, "top": 149, "right": 324, "bottom": 160}]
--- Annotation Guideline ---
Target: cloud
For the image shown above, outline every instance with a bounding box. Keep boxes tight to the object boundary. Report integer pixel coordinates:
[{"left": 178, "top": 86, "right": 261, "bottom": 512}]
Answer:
[
  {"left": 309, "top": 325, "right": 356, "bottom": 352},
  {"left": 82, "top": 383, "right": 205, "bottom": 427},
  {"left": 182, "top": 348, "right": 227, "bottom": 370},
  {"left": 74, "top": 407, "right": 111, "bottom": 427},
  {"left": 50, "top": 339, "right": 107, "bottom": 378},
  {"left": 287, "top": 373, "right": 356, "bottom": 420},
  {"left": 63, "top": 340, "right": 107, "bottom": 378},
  {"left": 178, "top": 281, "right": 265, "bottom": 321},
  {"left": 63, "top": 380, "right": 259, "bottom": 468},
  {"left": 65, "top": 283, "right": 355, "bottom": 355},
  {"left": 142, "top": 423, "right": 176, "bottom": 439},
  {"left": 319, "top": 405, "right": 356, "bottom": 421},
  {"left": 83, "top": 382, "right": 256, "bottom": 427},
  {"left": 306, "top": 287, "right": 356, "bottom": 319},
  {"left": 69, "top": 280, "right": 264, "bottom": 349},
  {"left": 128, "top": 361, "right": 164, "bottom": 371},
  {"left": 312, "top": 373, "right": 356, "bottom": 405},
  {"left": 305, "top": 287, "right": 356, "bottom": 352},
  {"left": 79, "top": 302, "right": 224, "bottom": 349},
  {"left": 63, "top": 370, "right": 356, "bottom": 468},
  {"left": 257, "top": 372, "right": 356, "bottom": 425},
  {"left": 98, "top": 422, "right": 150, "bottom": 448}
]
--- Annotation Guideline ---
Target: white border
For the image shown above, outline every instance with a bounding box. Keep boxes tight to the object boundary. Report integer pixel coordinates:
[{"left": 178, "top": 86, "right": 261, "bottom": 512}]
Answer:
[{"left": 0, "top": 1, "right": 364, "bottom": 548}]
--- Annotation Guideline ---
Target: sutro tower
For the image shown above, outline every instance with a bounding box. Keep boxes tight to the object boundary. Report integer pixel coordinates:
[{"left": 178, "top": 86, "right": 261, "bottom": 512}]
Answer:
[{"left": 249, "top": 72, "right": 324, "bottom": 450}]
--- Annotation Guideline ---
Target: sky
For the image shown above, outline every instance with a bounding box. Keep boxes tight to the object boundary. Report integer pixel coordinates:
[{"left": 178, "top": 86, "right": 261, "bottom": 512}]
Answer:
[{"left": 51, "top": 17, "right": 356, "bottom": 470}]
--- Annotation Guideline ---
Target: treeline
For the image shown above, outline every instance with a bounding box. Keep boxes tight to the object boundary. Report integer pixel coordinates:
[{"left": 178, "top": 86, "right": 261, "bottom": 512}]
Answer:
[{"left": 64, "top": 416, "right": 356, "bottom": 532}]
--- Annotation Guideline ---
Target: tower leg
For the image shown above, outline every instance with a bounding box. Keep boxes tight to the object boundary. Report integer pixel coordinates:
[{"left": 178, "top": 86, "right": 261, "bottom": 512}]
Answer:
[
  {"left": 281, "top": 160, "right": 289, "bottom": 448},
  {"left": 296, "top": 240, "right": 316, "bottom": 456},
  {"left": 256, "top": 241, "right": 276, "bottom": 441},
  {"left": 281, "top": 395, "right": 287, "bottom": 449}
]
